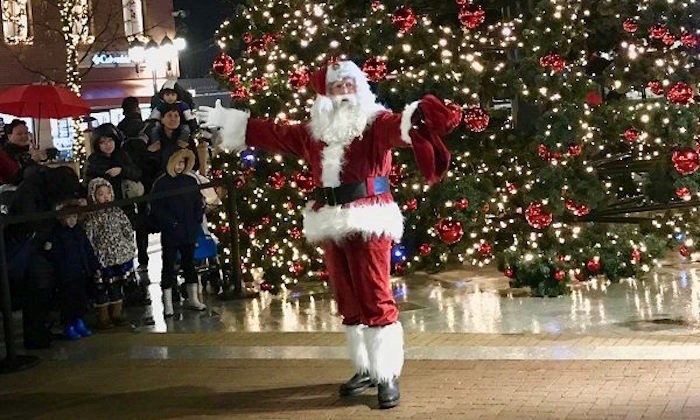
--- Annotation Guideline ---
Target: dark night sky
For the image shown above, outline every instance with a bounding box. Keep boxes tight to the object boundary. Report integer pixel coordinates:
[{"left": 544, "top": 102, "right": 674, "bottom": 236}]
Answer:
[{"left": 173, "top": 0, "right": 241, "bottom": 78}]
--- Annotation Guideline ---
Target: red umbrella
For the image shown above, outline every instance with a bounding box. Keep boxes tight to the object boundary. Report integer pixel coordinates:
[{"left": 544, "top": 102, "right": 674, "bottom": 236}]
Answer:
[{"left": 0, "top": 84, "right": 91, "bottom": 147}]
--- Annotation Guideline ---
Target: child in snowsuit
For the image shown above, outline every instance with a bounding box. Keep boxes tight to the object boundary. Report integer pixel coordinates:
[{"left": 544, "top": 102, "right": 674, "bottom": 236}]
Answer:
[
  {"left": 148, "top": 81, "right": 198, "bottom": 139},
  {"left": 45, "top": 201, "right": 100, "bottom": 339},
  {"left": 83, "top": 178, "right": 136, "bottom": 328},
  {"left": 150, "top": 148, "right": 205, "bottom": 316}
]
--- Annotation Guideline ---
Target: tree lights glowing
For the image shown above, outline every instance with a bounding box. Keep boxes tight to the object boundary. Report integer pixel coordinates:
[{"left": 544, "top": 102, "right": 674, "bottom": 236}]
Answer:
[{"left": 210, "top": 0, "right": 699, "bottom": 295}]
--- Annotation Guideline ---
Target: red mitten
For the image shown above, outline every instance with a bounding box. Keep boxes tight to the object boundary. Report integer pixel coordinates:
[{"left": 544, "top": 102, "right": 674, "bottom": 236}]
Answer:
[{"left": 407, "top": 94, "right": 454, "bottom": 185}]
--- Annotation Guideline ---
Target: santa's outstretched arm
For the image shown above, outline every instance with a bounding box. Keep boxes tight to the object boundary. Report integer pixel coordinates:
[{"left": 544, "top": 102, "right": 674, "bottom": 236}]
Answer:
[
  {"left": 197, "top": 99, "right": 311, "bottom": 158},
  {"left": 375, "top": 94, "right": 461, "bottom": 185}
]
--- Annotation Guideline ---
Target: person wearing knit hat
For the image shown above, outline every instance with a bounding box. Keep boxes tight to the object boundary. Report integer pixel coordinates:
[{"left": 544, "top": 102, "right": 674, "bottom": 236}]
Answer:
[{"left": 198, "top": 59, "right": 460, "bottom": 409}]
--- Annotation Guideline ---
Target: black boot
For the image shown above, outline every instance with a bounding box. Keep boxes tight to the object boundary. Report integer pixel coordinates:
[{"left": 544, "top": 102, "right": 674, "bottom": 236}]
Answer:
[
  {"left": 338, "top": 372, "right": 373, "bottom": 396},
  {"left": 377, "top": 377, "right": 400, "bottom": 409}
]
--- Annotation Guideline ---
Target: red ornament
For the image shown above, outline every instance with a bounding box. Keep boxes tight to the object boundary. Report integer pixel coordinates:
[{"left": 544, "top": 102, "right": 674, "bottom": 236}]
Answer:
[
  {"left": 681, "top": 31, "right": 698, "bottom": 48},
  {"left": 244, "top": 225, "right": 256, "bottom": 237},
  {"left": 553, "top": 269, "right": 566, "bottom": 282},
  {"left": 260, "top": 282, "right": 271, "bottom": 291},
  {"left": 266, "top": 245, "right": 278, "bottom": 255},
  {"left": 631, "top": 248, "right": 642, "bottom": 262},
  {"left": 219, "top": 224, "right": 231, "bottom": 234},
  {"left": 586, "top": 257, "right": 601, "bottom": 274},
  {"left": 539, "top": 53, "right": 565, "bottom": 72},
  {"left": 362, "top": 56, "right": 388, "bottom": 82},
  {"left": 504, "top": 267, "right": 515, "bottom": 278},
  {"left": 524, "top": 202, "right": 553, "bottom": 230},
  {"left": 574, "top": 204, "right": 590, "bottom": 217},
  {"left": 680, "top": 245, "right": 691, "bottom": 257},
  {"left": 317, "top": 269, "right": 330, "bottom": 281},
  {"left": 262, "top": 33, "right": 278, "bottom": 46},
  {"left": 268, "top": 172, "right": 287, "bottom": 190},
  {"left": 585, "top": 91, "right": 603, "bottom": 106},
  {"left": 454, "top": 198, "right": 470, "bottom": 210},
  {"left": 647, "top": 80, "right": 664, "bottom": 95},
  {"left": 672, "top": 148, "right": 700, "bottom": 175},
  {"left": 290, "top": 261, "right": 305, "bottom": 276},
  {"left": 649, "top": 23, "right": 668, "bottom": 39},
  {"left": 666, "top": 82, "right": 694, "bottom": 105},
  {"left": 662, "top": 33, "right": 676, "bottom": 46},
  {"left": 419, "top": 243, "right": 432, "bottom": 256},
  {"left": 506, "top": 182, "right": 518, "bottom": 194},
  {"left": 246, "top": 38, "right": 267, "bottom": 54},
  {"left": 242, "top": 32, "right": 253, "bottom": 44},
  {"left": 289, "top": 227, "right": 302, "bottom": 239},
  {"left": 676, "top": 186, "right": 691, "bottom": 200},
  {"left": 404, "top": 198, "right": 418, "bottom": 212},
  {"left": 228, "top": 73, "right": 241, "bottom": 86},
  {"left": 211, "top": 169, "right": 223, "bottom": 179},
  {"left": 250, "top": 77, "right": 267, "bottom": 93},
  {"left": 260, "top": 215, "right": 271, "bottom": 225},
  {"left": 288, "top": 67, "right": 310, "bottom": 89},
  {"left": 392, "top": 7, "right": 417, "bottom": 34},
  {"left": 230, "top": 86, "right": 250, "bottom": 101},
  {"left": 568, "top": 144, "right": 582, "bottom": 157},
  {"left": 537, "top": 144, "right": 550, "bottom": 159},
  {"left": 371, "top": 1, "right": 383, "bottom": 12},
  {"left": 393, "top": 262, "right": 406, "bottom": 275},
  {"left": 389, "top": 164, "right": 403, "bottom": 186},
  {"left": 557, "top": 254, "right": 567, "bottom": 262},
  {"left": 458, "top": 4, "right": 486, "bottom": 29},
  {"left": 463, "top": 107, "right": 489, "bottom": 132},
  {"left": 212, "top": 52, "right": 235, "bottom": 76},
  {"left": 478, "top": 242, "right": 492, "bottom": 257},
  {"left": 565, "top": 198, "right": 577, "bottom": 213},
  {"left": 622, "top": 18, "right": 638, "bottom": 33},
  {"left": 292, "top": 172, "right": 315, "bottom": 193},
  {"left": 233, "top": 176, "right": 246, "bottom": 189},
  {"left": 436, "top": 218, "right": 464, "bottom": 245},
  {"left": 623, "top": 128, "right": 640, "bottom": 142},
  {"left": 550, "top": 152, "right": 562, "bottom": 163}
]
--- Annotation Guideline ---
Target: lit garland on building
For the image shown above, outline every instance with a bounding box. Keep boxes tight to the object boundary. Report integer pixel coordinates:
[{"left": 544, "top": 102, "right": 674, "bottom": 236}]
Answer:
[{"left": 210, "top": 0, "right": 699, "bottom": 295}]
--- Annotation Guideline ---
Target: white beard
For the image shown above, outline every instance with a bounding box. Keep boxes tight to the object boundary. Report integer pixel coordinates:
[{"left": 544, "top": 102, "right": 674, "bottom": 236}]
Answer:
[{"left": 309, "top": 93, "right": 386, "bottom": 187}]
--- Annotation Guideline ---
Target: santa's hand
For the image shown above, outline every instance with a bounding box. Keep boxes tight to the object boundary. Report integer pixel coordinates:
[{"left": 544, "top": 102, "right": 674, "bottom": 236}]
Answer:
[{"left": 197, "top": 99, "right": 227, "bottom": 129}]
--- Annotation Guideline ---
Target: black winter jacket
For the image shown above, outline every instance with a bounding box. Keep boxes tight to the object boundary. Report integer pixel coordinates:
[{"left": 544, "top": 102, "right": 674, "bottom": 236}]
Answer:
[
  {"left": 47, "top": 224, "right": 100, "bottom": 283},
  {"left": 151, "top": 172, "right": 204, "bottom": 247}
]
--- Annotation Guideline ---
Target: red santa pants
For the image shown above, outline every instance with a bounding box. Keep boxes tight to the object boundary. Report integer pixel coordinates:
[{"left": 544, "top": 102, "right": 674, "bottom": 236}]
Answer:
[{"left": 322, "top": 234, "right": 399, "bottom": 327}]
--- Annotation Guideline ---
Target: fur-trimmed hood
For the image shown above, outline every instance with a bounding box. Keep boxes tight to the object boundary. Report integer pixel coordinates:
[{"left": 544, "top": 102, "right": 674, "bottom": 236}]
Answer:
[
  {"left": 166, "top": 148, "right": 195, "bottom": 177},
  {"left": 87, "top": 177, "right": 113, "bottom": 203}
]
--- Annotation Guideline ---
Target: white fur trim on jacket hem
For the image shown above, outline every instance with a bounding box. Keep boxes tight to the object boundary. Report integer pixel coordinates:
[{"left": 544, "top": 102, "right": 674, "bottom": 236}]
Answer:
[
  {"left": 302, "top": 201, "right": 404, "bottom": 244},
  {"left": 365, "top": 321, "right": 404, "bottom": 383},
  {"left": 400, "top": 100, "right": 420, "bottom": 144},
  {"left": 218, "top": 108, "right": 249, "bottom": 152},
  {"left": 346, "top": 324, "right": 370, "bottom": 374}
]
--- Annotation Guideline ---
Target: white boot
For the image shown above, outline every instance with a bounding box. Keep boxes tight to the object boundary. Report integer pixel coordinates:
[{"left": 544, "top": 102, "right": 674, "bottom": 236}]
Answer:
[
  {"left": 162, "top": 288, "right": 174, "bottom": 317},
  {"left": 185, "top": 283, "right": 207, "bottom": 311},
  {"left": 338, "top": 324, "right": 373, "bottom": 396},
  {"left": 365, "top": 321, "right": 404, "bottom": 384}
]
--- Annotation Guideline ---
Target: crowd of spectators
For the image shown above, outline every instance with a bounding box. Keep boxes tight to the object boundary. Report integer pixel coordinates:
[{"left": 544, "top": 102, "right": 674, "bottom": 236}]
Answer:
[{"left": 1, "top": 82, "right": 213, "bottom": 349}]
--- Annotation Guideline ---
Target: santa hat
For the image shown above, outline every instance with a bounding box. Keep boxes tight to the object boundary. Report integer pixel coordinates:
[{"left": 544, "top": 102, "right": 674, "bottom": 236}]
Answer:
[{"left": 310, "top": 60, "right": 370, "bottom": 97}]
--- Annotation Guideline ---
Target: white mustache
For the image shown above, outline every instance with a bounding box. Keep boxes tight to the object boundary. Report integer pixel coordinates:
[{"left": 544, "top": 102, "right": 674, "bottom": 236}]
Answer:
[{"left": 331, "top": 94, "right": 357, "bottom": 105}]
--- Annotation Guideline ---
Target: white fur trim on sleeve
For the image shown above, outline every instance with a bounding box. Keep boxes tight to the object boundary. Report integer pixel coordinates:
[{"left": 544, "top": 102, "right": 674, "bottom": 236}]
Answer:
[
  {"left": 218, "top": 108, "right": 250, "bottom": 152},
  {"left": 400, "top": 100, "right": 421, "bottom": 144},
  {"left": 302, "top": 201, "right": 404, "bottom": 244}
]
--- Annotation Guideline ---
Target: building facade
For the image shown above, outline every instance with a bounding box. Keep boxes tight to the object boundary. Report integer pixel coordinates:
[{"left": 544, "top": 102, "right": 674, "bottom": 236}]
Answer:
[{"left": 0, "top": 0, "right": 179, "bottom": 154}]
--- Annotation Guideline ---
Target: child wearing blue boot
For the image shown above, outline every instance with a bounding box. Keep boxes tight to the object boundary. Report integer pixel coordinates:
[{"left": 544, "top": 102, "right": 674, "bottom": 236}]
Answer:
[{"left": 45, "top": 202, "right": 101, "bottom": 340}]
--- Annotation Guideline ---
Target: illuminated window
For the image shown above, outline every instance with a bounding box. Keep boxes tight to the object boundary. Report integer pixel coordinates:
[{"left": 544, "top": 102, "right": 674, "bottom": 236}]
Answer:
[
  {"left": 122, "top": 0, "right": 143, "bottom": 38},
  {"left": 1, "top": 0, "right": 32, "bottom": 44}
]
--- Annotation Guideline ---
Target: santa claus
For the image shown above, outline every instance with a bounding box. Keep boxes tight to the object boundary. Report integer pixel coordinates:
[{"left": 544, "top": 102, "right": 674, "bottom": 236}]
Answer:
[{"left": 198, "top": 60, "right": 459, "bottom": 409}]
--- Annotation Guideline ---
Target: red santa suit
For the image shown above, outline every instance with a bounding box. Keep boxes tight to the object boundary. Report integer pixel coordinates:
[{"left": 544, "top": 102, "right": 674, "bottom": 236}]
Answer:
[{"left": 198, "top": 60, "right": 459, "bottom": 407}]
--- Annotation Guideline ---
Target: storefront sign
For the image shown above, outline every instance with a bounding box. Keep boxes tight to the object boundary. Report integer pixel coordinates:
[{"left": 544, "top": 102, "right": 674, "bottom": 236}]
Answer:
[{"left": 79, "top": 52, "right": 133, "bottom": 68}]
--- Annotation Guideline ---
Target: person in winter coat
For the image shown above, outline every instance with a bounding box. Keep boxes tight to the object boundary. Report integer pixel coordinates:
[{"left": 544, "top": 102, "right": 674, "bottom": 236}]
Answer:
[
  {"left": 0, "top": 119, "right": 45, "bottom": 185},
  {"left": 45, "top": 201, "right": 100, "bottom": 340},
  {"left": 5, "top": 166, "right": 83, "bottom": 349},
  {"left": 83, "top": 178, "right": 136, "bottom": 329},
  {"left": 84, "top": 123, "right": 142, "bottom": 202},
  {"left": 0, "top": 148, "right": 18, "bottom": 184},
  {"left": 148, "top": 81, "right": 198, "bottom": 136},
  {"left": 116, "top": 96, "right": 145, "bottom": 139},
  {"left": 148, "top": 104, "right": 199, "bottom": 175},
  {"left": 150, "top": 148, "right": 206, "bottom": 316}
]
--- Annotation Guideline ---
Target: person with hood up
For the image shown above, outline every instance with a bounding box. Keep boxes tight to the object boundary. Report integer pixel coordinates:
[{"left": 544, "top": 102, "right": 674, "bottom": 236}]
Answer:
[
  {"left": 83, "top": 178, "right": 136, "bottom": 329},
  {"left": 84, "top": 123, "right": 142, "bottom": 202},
  {"left": 198, "top": 59, "right": 460, "bottom": 409},
  {"left": 150, "top": 148, "right": 206, "bottom": 316},
  {"left": 45, "top": 201, "right": 100, "bottom": 340}
]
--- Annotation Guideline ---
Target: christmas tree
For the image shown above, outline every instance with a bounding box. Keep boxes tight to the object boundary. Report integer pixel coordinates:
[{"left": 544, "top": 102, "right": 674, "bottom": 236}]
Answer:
[{"left": 208, "top": 0, "right": 698, "bottom": 296}]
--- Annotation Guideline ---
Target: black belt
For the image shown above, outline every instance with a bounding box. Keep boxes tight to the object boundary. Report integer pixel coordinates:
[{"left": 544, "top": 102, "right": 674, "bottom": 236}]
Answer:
[{"left": 314, "top": 176, "right": 390, "bottom": 206}]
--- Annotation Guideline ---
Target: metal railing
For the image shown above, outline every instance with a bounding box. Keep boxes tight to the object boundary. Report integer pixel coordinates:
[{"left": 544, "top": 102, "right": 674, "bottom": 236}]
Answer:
[{"left": 0, "top": 174, "right": 246, "bottom": 374}]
